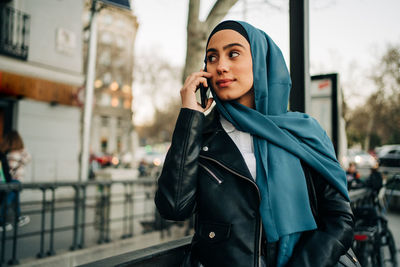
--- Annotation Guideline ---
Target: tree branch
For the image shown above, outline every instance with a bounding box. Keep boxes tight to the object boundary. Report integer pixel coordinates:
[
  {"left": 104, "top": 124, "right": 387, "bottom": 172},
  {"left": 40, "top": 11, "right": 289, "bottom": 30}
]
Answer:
[
  {"left": 187, "top": 0, "right": 201, "bottom": 31},
  {"left": 205, "top": 0, "right": 238, "bottom": 31}
]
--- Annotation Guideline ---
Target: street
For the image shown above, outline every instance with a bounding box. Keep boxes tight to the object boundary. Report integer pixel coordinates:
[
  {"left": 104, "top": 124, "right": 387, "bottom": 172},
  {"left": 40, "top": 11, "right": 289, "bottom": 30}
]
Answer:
[{"left": 387, "top": 210, "right": 400, "bottom": 263}]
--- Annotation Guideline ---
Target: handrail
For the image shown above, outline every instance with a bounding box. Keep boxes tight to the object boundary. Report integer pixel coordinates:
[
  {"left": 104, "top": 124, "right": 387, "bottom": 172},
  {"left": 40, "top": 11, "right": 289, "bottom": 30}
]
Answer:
[
  {"left": 0, "top": 178, "right": 156, "bottom": 190},
  {"left": 0, "top": 177, "right": 159, "bottom": 265}
]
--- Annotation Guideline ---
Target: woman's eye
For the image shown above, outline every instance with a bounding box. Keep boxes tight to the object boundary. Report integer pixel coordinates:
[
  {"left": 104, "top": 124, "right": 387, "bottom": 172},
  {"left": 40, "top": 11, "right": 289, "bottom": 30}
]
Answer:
[
  {"left": 207, "top": 55, "right": 216, "bottom": 62},
  {"left": 230, "top": 51, "right": 240, "bottom": 58}
]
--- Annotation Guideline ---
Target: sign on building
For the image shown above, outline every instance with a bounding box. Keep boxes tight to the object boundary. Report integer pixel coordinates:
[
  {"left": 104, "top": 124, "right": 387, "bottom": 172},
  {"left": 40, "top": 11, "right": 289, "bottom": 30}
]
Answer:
[{"left": 310, "top": 73, "right": 342, "bottom": 156}]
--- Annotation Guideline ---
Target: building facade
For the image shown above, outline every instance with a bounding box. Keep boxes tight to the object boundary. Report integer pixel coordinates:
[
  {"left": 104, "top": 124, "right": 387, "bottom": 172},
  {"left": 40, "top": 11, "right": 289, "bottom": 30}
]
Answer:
[
  {"left": 0, "top": 0, "right": 84, "bottom": 182},
  {"left": 83, "top": 2, "right": 138, "bottom": 166}
]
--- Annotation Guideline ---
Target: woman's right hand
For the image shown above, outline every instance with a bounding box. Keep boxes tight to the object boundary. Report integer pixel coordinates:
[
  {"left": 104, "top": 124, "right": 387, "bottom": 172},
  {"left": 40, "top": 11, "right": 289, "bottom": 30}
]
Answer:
[{"left": 180, "top": 71, "right": 214, "bottom": 112}]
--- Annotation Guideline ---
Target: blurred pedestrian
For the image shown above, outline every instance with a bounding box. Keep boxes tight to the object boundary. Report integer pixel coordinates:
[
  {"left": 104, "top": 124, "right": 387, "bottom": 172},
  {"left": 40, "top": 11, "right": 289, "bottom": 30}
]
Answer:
[
  {"left": 155, "top": 20, "right": 354, "bottom": 266},
  {"left": 0, "top": 130, "right": 31, "bottom": 229},
  {"left": 366, "top": 162, "right": 383, "bottom": 193},
  {"left": 346, "top": 162, "right": 362, "bottom": 189}
]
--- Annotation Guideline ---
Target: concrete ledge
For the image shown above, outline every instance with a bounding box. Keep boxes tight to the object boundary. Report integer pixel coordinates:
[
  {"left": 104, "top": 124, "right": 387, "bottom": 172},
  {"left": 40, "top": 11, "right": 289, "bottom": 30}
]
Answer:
[
  {"left": 78, "top": 236, "right": 192, "bottom": 267},
  {"left": 17, "top": 226, "right": 187, "bottom": 267}
]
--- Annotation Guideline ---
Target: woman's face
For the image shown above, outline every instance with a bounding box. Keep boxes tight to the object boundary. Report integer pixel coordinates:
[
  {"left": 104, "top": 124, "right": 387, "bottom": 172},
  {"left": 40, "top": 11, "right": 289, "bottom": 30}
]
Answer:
[{"left": 206, "top": 29, "right": 254, "bottom": 108}]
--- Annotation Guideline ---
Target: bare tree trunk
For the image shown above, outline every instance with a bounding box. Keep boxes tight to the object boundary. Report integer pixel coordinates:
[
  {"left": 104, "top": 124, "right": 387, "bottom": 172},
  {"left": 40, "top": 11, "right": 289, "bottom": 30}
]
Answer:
[
  {"left": 364, "top": 114, "right": 374, "bottom": 151},
  {"left": 183, "top": 0, "right": 238, "bottom": 82}
]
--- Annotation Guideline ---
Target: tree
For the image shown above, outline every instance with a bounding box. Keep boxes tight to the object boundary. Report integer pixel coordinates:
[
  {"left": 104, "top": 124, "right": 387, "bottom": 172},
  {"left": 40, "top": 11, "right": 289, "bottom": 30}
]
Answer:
[
  {"left": 133, "top": 52, "right": 182, "bottom": 143},
  {"left": 135, "top": 0, "right": 239, "bottom": 143},
  {"left": 346, "top": 44, "right": 400, "bottom": 150},
  {"left": 136, "top": 100, "right": 182, "bottom": 144},
  {"left": 183, "top": 0, "right": 238, "bottom": 81}
]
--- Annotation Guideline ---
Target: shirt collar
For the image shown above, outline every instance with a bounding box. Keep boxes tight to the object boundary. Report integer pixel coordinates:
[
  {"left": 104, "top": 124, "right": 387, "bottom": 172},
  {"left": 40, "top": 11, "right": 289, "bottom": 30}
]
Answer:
[{"left": 220, "top": 116, "right": 236, "bottom": 133}]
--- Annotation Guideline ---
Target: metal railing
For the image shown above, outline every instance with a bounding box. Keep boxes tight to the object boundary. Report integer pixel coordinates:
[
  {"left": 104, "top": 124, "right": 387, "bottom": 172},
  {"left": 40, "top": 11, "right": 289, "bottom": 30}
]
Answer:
[
  {"left": 77, "top": 188, "right": 374, "bottom": 267},
  {"left": 0, "top": 177, "right": 158, "bottom": 265},
  {"left": 0, "top": 5, "right": 30, "bottom": 60}
]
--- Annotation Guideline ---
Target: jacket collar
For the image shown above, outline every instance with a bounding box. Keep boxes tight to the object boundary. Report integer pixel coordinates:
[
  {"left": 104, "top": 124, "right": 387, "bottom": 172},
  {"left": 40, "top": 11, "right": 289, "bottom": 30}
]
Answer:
[
  {"left": 201, "top": 107, "right": 254, "bottom": 181},
  {"left": 203, "top": 106, "right": 221, "bottom": 134}
]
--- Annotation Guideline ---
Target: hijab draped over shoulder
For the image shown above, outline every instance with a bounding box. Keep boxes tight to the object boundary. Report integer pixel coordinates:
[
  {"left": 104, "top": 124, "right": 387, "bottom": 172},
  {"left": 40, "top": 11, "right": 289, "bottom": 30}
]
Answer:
[{"left": 206, "top": 20, "right": 348, "bottom": 266}]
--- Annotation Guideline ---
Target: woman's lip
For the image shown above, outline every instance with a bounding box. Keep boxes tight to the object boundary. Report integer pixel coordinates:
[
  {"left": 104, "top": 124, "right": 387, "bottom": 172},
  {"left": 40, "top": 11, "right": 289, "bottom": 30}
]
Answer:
[{"left": 216, "top": 79, "right": 234, "bottom": 87}]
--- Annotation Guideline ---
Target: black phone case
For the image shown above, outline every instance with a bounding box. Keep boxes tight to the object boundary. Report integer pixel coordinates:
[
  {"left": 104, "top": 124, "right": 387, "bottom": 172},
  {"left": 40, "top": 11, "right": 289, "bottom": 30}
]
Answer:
[{"left": 199, "top": 83, "right": 208, "bottom": 108}]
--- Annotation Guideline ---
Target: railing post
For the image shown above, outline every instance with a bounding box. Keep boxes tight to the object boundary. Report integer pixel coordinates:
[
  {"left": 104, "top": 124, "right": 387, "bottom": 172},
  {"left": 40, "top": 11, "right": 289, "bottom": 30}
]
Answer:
[
  {"left": 70, "top": 185, "right": 80, "bottom": 250},
  {"left": 104, "top": 184, "right": 111, "bottom": 243},
  {"left": 1, "top": 191, "right": 9, "bottom": 265},
  {"left": 8, "top": 184, "right": 21, "bottom": 265},
  {"left": 122, "top": 182, "right": 128, "bottom": 239},
  {"left": 122, "top": 182, "right": 133, "bottom": 239},
  {"left": 79, "top": 185, "right": 87, "bottom": 249},
  {"left": 97, "top": 184, "right": 105, "bottom": 244},
  {"left": 47, "top": 186, "right": 56, "bottom": 256},
  {"left": 129, "top": 182, "right": 134, "bottom": 237},
  {"left": 37, "top": 187, "right": 46, "bottom": 258}
]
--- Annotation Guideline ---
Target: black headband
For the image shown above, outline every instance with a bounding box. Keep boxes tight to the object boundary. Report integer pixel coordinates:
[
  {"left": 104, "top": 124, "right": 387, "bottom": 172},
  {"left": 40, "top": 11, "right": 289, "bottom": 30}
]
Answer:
[{"left": 206, "top": 20, "right": 250, "bottom": 48}]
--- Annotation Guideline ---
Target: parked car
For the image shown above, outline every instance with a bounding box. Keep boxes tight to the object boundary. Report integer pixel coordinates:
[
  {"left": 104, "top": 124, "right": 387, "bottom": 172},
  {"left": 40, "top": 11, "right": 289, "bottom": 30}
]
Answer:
[
  {"left": 342, "top": 149, "right": 377, "bottom": 169},
  {"left": 135, "top": 146, "right": 167, "bottom": 177},
  {"left": 377, "top": 144, "right": 400, "bottom": 168}
]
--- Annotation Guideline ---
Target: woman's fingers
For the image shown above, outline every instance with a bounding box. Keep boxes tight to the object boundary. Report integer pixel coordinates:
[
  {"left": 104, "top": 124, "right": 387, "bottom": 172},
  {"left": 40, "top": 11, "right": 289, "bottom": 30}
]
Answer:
[
  {"left": 183, "top": 72, "right": 211, "bottom": 90},
  {"left": 204, "top": 98, "right": 214, "bottom": 111},
  {"left": 180, "top": 71, "right": 212, "bottom": 112}
]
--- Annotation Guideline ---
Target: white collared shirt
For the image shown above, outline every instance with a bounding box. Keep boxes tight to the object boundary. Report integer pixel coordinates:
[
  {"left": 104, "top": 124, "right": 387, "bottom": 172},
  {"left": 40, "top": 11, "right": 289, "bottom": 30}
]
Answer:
[{"left": 220, "top": 116, "right": 257, "bottom": 180}]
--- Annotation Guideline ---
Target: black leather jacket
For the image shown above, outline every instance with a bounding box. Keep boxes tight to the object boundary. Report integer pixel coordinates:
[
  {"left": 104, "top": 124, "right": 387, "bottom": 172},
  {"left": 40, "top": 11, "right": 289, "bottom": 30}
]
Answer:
[{"left": 155, "top": 108, "right": 354, "bottom": 267}]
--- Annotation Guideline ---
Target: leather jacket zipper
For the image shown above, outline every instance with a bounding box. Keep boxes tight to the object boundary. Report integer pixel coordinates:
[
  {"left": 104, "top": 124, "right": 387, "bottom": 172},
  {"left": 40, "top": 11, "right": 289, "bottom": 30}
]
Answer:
[
  {"left": 198, "top": 163, "right": 222, "bottom": 184},
  {"left": 199, "top": 154, "right": 262, "bottom": 266}
]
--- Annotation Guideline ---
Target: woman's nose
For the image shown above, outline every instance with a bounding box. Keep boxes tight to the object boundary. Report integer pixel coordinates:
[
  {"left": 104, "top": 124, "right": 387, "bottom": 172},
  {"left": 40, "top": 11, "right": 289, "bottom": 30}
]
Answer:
[{"left": 216, "top": 58, "right": 229, "bottom": 74}]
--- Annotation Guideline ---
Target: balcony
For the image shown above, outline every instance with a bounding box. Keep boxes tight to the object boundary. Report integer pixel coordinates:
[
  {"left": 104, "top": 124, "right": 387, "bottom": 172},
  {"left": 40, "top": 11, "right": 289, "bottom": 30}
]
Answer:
[{"left": 0, "top": 5, "right": 30, "bottom": 60}]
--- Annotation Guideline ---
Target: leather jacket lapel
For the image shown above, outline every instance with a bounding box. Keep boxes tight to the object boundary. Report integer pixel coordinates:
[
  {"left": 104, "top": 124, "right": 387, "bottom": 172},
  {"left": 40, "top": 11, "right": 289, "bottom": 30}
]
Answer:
[{"left": 201, "top": 107, "right": 254, "bottom": 182}]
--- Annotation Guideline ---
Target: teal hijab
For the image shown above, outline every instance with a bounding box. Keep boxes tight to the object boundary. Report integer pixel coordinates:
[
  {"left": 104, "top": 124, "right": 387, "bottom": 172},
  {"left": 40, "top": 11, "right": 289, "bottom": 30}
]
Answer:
[{"left": 205, "top": 20, "right": 348, "bottom": 265}]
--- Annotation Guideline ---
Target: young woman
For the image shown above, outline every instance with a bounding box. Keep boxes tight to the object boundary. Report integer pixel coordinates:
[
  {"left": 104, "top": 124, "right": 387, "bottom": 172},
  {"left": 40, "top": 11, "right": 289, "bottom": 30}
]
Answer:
[
  {"left": 0, "top": 130, "right": 31, "bottom": 228},
  {"left": 155, "top": 20, "right": 354, "bottom": 267}
]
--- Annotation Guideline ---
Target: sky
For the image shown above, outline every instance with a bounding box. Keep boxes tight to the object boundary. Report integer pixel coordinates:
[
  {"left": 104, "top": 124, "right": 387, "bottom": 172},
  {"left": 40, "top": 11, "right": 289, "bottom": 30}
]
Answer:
[{"left": 132, "top": 0, "right": 400, "bottom": 124}]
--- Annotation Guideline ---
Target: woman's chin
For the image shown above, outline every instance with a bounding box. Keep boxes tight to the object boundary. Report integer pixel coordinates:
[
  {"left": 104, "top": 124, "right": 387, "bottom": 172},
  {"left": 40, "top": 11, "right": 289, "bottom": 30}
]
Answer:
[{"left": 214, "top": 92, "right": 236, "bottom": 102}]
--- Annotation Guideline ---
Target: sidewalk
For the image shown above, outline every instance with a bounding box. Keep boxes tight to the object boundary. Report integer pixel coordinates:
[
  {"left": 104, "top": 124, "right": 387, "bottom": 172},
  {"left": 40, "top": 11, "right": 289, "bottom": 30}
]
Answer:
[{"left": 387, "top": 210, "right": 400, "bottom": 264}]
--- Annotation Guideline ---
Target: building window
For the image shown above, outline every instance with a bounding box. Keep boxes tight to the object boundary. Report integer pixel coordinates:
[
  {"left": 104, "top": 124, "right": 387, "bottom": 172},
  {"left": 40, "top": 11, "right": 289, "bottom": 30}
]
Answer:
[
  {"left": 124, "top": 99, "right": 131, "bottom": 109},
  {"left": 103, "top": 72, "right": 112, "bottom": 85},
  {"left": 100, "top": 93, "right": 111, "bottom": 106},
  {"left": 94, "top": 79, "right": 103, "bottom": 89},
  {"left": 103, "top": 14, "right": 113, "bottom": 25},
  {"left": 117, "top": 117, "right": 123, "bottom": 127},
  {"left": 101, "top": 138, "right": 108, "bottom": 153},
  {"left": 116, "top": 36, "right": 125, "bottom": 48},
  {"left": 111, "top": 97, "right": 119, "bottom": 107},
  {"left": 101, "top": 116, "right": 109, "bottom": 127},
  {"left": 100, "top": 32, "right": 113, "bottom": 45},
  {"left": 117, "top": 136, "right": 121, "bottom": 153},
  {"left": 99, "top": 50, "right": 111, "bottom": 66},
  {"left": 110, "top": 81, "right": 119, "bottom": 91},
  {"left": 122, "top": 85, "right": 131, "bottom": 93}
]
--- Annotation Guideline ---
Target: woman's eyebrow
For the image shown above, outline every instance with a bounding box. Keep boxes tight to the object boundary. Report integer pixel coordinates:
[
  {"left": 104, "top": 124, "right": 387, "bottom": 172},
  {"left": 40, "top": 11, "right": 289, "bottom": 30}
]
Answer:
[
  {"left": 206, "top": 43, "right": 245, "bottom": 54},
  {"left": 223, "top": 43, "right": 245, "bottom": 50}
]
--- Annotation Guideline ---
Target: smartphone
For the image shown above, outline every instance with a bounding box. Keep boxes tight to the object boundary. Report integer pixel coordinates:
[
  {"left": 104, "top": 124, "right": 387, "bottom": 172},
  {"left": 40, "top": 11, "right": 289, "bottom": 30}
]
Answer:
[
  {"left": 198, "top": 66, "right": 210, "bottom": 108},
  {"left": 199, "top": 82, "right": 208, "bottom": 108}
]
